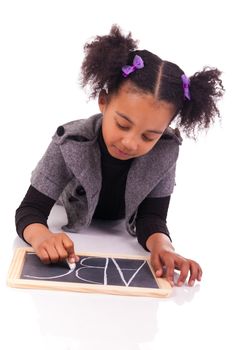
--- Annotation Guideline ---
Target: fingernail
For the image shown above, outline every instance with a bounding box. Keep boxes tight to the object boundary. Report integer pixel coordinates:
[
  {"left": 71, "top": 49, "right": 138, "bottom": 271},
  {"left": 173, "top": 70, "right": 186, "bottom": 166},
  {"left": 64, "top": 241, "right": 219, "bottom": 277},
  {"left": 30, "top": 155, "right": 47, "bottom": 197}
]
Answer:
[
  {"left": 190, "top": 281, "right": 194, "bottom": 286},
  {"left": 178, "top": 281, "right": 183, "bottom": 287},
  {"left": 69, "top": 257, "right": 75, "bottom": 263}
]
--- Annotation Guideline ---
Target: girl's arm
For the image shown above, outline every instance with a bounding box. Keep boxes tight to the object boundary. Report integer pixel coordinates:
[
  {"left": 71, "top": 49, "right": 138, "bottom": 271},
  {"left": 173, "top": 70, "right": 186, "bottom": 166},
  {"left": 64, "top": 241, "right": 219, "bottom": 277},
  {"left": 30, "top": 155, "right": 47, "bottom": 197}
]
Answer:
[
  {"left": 15, "top": 186, "right": 55, "bottom": 241},
  {"left": 16, "top": 186, "right": 78, "bottom": 264},
  {"left": 136, "top": 196, "right": 202, "bottom": 286},
  {"left": 136, "top": 196, "right": 171, "bottom": 250},
  {"left": 146, "top": 233, "right": 202, "bottom": 287}
]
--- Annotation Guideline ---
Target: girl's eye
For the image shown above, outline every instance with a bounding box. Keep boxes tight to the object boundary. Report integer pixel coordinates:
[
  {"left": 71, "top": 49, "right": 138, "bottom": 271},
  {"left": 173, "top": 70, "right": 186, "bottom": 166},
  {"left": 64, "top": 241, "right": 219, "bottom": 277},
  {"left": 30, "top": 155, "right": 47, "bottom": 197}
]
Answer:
[
  {"left": 116, "top": 123, "right": 129, "bottom": 130},
  {"left": 142, "top": 135, "right": 155, "bottom": 142},
  {"left": 116, "top": 121, "right": 156, "bottom": 142}
]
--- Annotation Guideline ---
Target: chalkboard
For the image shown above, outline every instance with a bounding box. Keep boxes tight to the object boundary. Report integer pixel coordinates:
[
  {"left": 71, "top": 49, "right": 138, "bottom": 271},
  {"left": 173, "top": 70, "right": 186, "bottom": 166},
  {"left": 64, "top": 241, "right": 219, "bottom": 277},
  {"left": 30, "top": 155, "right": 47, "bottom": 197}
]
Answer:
[{"left": 7, "top": 248, "right": 172, "bottom": 297}]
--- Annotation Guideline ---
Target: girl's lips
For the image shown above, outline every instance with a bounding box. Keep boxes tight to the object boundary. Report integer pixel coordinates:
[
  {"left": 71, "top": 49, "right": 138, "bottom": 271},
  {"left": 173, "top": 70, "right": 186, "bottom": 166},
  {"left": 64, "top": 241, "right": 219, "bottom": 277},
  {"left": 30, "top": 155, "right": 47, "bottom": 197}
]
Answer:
[{"left": 113, "top": 145, "right": 131, "bottom": 158}]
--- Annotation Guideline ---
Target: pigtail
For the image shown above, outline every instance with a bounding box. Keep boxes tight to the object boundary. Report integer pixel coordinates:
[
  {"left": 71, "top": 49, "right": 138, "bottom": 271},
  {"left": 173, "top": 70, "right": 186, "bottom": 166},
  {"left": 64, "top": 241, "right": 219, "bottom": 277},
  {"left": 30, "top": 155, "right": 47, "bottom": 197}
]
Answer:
[
  {"left": 80, "top": 25, "right": 138, "bottom": 98},
  {"left": 178, "top": 67, "right": 224, "bottom": 137}
]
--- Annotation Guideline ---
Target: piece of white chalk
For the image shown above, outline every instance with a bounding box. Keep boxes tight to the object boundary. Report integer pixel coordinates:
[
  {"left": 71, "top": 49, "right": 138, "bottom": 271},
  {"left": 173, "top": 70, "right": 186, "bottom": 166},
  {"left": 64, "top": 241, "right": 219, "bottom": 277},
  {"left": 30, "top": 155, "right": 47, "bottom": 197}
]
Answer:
[{"left": 66, "top": 259, "right": 76, "bottom": 270}]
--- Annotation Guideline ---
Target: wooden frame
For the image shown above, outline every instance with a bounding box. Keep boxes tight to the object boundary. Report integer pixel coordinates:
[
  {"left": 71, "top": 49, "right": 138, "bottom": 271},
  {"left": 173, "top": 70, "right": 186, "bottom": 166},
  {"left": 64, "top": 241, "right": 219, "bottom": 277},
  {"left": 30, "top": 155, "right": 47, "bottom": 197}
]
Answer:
[{"left": 7, "top": 247, "right": 172, "bottom": 298}]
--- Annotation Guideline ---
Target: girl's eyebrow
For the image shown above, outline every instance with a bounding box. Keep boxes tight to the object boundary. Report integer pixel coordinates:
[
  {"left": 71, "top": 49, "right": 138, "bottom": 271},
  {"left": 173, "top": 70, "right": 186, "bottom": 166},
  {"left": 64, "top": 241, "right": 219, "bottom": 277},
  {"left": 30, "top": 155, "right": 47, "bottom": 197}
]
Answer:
[{"left": 115, "top": 111, "right": 163, "bottom": 135}]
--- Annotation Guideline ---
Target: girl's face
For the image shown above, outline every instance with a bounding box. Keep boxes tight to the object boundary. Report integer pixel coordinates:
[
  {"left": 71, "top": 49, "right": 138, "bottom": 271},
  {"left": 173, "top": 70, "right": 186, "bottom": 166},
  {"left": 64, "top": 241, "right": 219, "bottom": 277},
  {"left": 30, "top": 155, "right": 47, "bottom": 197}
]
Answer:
[{"left": 99, "top": 82, "right": 176, "bottom": 160}]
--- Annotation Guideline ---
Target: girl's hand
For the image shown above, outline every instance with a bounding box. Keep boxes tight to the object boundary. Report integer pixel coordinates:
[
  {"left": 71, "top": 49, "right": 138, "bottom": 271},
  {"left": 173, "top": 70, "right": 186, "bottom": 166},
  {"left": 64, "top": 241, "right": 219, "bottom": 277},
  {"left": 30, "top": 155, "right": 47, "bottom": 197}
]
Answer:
[
  {"left": 23, "top": 223, "right": 79, "bottom": 265},
  {"left": 146, "top": 233, "right": 202, "bottom": 287}
]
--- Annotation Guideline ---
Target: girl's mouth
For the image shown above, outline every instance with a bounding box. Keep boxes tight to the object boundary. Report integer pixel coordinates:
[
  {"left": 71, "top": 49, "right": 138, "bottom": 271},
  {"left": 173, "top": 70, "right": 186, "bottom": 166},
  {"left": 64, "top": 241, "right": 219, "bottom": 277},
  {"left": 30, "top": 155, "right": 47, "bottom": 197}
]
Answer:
[{"left": 113, "top": 145, "right": 132, "bottom": 158}]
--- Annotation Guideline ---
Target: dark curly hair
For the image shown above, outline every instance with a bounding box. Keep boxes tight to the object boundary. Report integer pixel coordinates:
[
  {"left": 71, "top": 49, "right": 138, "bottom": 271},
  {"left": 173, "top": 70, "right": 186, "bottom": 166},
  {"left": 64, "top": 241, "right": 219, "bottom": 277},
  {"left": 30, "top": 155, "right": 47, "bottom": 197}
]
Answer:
[{"left": 80, "top": 25, "right": 224, "bottom": 137}]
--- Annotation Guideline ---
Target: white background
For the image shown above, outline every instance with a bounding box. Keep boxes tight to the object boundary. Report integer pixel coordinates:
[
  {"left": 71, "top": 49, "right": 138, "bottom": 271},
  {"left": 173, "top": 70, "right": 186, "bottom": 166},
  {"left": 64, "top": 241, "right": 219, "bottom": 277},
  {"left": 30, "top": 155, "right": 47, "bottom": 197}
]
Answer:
[{"left": 0, "top": 1, "right": 232, "bottom": 349}]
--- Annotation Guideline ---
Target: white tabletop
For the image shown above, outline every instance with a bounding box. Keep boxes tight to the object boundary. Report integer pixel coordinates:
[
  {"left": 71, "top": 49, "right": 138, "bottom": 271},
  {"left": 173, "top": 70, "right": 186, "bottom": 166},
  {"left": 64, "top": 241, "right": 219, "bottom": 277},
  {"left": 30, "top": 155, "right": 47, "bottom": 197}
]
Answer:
[{"left": 1, "top": 203, "right": 232, "bottom": 350}]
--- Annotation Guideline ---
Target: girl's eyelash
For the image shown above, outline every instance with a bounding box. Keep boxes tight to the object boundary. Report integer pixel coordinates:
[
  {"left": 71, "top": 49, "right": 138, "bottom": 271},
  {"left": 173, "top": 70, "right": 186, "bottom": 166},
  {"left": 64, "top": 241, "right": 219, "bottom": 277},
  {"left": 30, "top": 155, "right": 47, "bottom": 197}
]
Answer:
[
  {"left": 116, "top": 123, "right": 129, "bottom": 130},
  {"left": 142, "top": 135, "right": 154, "bottom": 142},
  {"left": 116, "top": 123, "right": 155, "bottom": 142}
]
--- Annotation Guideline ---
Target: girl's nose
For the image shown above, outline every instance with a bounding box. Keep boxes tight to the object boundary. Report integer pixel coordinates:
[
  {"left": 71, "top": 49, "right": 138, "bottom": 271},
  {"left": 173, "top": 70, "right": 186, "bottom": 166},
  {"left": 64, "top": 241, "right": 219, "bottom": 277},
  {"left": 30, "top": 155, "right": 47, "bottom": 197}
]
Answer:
[{"left": 121, "top": 137, "right": 138, "bottom": 152}]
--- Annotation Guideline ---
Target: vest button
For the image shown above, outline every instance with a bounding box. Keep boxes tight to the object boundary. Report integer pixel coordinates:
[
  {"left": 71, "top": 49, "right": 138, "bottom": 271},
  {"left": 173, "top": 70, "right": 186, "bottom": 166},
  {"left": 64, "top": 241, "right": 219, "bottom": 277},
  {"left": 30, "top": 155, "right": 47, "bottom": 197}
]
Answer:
[
  {"left": 56, "top": 126, "right": 65, "bottom": 136},
  {"left": 76, "top": 186, "right": 86, "bottom": 196}
]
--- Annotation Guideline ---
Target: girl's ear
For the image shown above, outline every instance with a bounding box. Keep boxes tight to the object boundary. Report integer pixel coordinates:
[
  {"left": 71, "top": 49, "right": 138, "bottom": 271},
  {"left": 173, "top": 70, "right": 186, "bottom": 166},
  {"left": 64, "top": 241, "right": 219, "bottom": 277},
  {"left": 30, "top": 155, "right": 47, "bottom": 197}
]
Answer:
[{"left": 98, "top": 89, "right": 108, "bottom": 113}]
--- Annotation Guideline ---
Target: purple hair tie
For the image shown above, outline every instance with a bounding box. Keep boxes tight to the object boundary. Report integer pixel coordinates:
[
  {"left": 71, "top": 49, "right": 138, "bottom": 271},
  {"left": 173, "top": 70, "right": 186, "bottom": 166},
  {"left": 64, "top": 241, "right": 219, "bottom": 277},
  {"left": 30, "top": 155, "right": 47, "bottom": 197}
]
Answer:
[
  {"left": 122, "top": 55, "right": 144, "bottom": 77},
  {"left": 181, "top": 74, "right": 191, "bottom": 100}
]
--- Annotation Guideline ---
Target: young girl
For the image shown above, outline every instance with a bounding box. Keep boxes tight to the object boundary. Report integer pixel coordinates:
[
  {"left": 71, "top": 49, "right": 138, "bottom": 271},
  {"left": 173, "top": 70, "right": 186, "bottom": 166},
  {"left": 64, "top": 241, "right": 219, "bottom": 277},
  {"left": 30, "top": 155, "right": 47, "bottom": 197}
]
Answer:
[{"left": 15, "top": 25, "right": 224, "bottom": 287}]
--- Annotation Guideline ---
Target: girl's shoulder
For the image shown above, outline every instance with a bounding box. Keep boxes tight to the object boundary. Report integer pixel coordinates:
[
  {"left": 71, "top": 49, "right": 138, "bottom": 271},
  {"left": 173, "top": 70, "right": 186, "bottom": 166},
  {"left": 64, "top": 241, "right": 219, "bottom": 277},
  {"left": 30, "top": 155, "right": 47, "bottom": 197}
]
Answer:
[
  {"left": 52, "top": 114, "right": 102, "bottom": 145},
  {"left": 160, "top": 127, "right": 182, "bottom": 145}
]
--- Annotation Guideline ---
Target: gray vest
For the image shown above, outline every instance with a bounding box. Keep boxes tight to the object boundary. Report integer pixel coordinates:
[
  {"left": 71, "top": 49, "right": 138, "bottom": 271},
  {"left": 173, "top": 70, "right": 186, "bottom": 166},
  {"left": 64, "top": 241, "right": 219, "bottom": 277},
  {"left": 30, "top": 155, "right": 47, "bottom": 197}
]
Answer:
[{"left": 31, "top": 114, "right": 182, "bottom": 235}]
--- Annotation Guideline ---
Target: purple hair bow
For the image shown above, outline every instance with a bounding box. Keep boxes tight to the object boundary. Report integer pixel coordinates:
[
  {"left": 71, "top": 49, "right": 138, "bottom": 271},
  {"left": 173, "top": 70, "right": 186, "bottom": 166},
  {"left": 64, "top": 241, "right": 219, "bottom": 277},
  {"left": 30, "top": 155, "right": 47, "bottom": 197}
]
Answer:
[
  {"left": 122, "top": 55, "right": 144, "bottom": 77},
  {"left": 181, "top": 74, "right": 191, "bottom": 100}
]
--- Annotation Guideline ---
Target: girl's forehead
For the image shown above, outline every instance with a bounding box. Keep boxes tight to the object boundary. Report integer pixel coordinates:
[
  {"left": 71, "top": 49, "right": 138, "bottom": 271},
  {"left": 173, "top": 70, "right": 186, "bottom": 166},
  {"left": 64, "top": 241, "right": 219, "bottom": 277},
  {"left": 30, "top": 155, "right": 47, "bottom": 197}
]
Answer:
[
  {"left": 114, "top": 81, "right": 172, "bottom": 105},
  {"left": 111, "top": 85, "right": 176, "bottom": 119}
]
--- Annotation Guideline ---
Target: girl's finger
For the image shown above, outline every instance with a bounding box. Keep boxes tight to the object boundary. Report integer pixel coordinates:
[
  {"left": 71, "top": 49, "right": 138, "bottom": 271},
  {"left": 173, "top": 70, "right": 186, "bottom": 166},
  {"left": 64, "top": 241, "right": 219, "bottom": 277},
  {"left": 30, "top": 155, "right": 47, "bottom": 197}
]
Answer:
[
  {"left": 62, "top": 235, "right": 79, "bottom": 262},
  {"left": 151, "top": 254, "right": 163, "bottom": 277},
  {"left": 188, "top": 261, "right": 202, "bottom": 286},
  {"left": 37, "top": 247, "right": 51, "bottom": 264},
  {"left": 176, "top": 260, "right": 190, "bottom": 286},
  {"left": 54, "top": 241, "right": 69, "bottom": 261},
  {"left": 164, "top": 259, "right": 175, "bottom": 287},
  {"left": 198, "top": 267, "right": 203, "bottom": 281},
  {"left": 46, "top": 245, "right": 60, "bottom": 263},
  {"left": 62, "top": 235, "right": 74, "bottom": 253}
]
